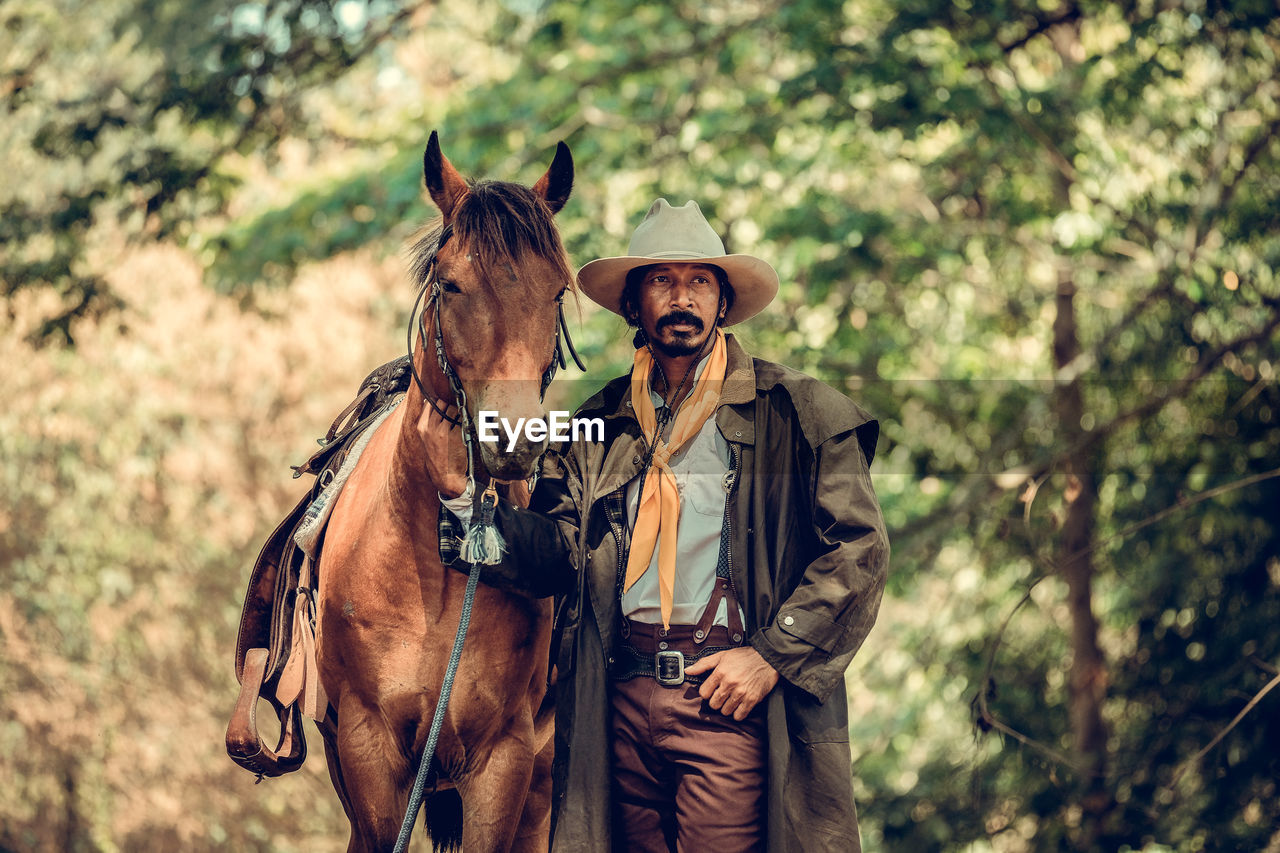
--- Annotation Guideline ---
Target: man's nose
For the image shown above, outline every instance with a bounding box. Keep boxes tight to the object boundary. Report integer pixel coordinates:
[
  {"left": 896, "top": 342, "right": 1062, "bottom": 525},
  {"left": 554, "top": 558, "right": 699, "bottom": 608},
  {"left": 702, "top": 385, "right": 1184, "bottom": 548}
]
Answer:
[{"left": 668, "top": 280, "right": 695, "bottom": 306}]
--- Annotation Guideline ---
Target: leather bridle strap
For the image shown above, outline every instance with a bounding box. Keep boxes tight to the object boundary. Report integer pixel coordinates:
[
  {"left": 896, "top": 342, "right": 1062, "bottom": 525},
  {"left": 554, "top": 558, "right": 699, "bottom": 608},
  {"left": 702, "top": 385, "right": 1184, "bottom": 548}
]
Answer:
[
  {"left": 549, "top": 295, "right": 587, "bottom": 388},
  {"left": 406, "top": 225, "right": 464, "bottom": 427}
]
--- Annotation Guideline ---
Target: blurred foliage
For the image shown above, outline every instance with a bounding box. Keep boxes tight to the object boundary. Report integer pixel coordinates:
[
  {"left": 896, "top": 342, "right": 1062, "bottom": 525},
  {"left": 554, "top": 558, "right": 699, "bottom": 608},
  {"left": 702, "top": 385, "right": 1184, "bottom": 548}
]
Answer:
[
  {"left": 0, "top": 244, "right": 410, "bottom": 850},
  {"left": 0, "top": 0, "right": 417, "bottom": 342},
  {"left": 3, "top": 0, "right": 1279, "bottom": 850}
]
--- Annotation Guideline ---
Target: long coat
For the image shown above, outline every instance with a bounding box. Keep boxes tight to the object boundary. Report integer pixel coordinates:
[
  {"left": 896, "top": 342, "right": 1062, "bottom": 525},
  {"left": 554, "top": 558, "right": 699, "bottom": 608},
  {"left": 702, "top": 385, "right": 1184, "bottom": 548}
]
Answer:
[{"left": 483, "top": 334, "right": 890, "bottom": 852}]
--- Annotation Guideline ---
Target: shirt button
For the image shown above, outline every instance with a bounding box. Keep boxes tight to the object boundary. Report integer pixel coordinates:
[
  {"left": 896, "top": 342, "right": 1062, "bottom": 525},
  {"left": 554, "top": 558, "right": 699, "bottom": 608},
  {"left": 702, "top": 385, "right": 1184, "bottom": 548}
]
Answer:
[
  {"left": 782, "top": 615, "right": 795, "bottom": 627},
  {"left": 632, "top": 455, "right": 641, "bottom": 464},
  {"left": 734, "top": 431, "right": 742, "bottom": 437}
]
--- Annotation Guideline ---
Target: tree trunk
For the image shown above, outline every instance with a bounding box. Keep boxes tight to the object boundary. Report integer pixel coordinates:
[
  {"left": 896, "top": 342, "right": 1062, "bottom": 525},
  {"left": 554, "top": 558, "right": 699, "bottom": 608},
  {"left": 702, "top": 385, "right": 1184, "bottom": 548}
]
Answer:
[{"left": 1052, "top": 268, "right": 1112, "bottom": 840}]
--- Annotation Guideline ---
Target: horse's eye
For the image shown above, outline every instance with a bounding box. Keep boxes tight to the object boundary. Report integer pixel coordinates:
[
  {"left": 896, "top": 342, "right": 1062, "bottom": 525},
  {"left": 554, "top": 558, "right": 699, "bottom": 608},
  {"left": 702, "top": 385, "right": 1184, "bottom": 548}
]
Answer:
[{"left": 439, "top": 278, "right": 462, "bottom": 295}]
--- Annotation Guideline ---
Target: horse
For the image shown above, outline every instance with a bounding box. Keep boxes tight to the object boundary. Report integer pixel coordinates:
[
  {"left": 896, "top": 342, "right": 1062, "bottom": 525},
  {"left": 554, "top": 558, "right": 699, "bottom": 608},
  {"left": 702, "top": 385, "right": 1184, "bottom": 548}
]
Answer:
[{"left": 314, "top": 132, "right": 574, "bottom": 852}]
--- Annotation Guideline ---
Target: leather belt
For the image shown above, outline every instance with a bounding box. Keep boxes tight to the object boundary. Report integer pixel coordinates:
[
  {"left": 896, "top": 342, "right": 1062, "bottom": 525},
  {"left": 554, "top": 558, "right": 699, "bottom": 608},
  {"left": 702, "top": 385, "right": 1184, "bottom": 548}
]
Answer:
[{"left": 612, "top": 620, "right": 743, "bottom": 688}]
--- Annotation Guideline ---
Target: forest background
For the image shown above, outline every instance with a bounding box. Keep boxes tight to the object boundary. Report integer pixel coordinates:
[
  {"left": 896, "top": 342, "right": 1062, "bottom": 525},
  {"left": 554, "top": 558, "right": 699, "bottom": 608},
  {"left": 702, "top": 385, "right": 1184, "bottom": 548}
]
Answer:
[{"left": 2, "top": 0, "right": 1277, "bottom": 850}]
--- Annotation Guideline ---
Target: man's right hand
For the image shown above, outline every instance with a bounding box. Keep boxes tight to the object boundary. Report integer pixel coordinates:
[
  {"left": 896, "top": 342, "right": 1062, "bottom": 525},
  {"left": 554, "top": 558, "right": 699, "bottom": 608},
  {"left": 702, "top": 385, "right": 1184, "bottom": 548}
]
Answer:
[{"left": 417, "top": 401, "right": 469, "bottom": 499}]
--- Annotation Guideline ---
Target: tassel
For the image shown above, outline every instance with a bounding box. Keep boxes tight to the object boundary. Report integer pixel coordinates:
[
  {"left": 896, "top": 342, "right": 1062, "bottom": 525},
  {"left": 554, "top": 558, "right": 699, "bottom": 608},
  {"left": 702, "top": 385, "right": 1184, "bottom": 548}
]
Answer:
[{"left": 460, "top": 481, "right": 505, "bottom": 565}]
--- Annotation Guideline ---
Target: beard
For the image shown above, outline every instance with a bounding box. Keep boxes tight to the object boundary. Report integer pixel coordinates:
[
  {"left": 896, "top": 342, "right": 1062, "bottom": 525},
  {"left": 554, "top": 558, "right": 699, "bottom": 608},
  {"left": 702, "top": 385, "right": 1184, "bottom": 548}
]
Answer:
[{"left": 651, "top": 311, "right": 708, "bottom": 357}]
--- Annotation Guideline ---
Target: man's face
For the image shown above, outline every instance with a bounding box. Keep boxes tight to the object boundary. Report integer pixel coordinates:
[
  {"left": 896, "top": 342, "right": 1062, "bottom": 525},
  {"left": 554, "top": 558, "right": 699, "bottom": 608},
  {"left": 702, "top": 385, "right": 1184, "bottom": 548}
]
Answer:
[{"left": 635, "top": 263, "right": 725, "bottom": 357}]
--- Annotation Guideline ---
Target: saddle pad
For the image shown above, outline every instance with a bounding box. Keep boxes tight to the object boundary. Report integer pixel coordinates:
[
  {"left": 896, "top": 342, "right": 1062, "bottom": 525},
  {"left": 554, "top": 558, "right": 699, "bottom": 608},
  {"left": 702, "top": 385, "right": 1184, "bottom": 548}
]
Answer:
[{"left": 294, "top": 394, "right": 403, "bottom": 558}]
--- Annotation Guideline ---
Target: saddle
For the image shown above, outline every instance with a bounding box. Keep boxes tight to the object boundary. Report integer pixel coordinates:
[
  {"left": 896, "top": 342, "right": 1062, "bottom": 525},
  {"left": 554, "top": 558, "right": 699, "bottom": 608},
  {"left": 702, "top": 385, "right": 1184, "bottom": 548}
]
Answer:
[{"left": 226, "top": 355, "right": 412, "bottom": 778}]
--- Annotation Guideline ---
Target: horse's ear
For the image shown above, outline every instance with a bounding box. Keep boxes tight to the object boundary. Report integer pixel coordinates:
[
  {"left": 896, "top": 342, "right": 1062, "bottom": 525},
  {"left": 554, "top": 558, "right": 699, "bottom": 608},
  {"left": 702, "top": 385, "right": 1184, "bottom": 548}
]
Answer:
[
  {"left": 423, "top": 131, "right": 468, "bottom": 219},
  {"left": 532, "top": 141, "right": 573, "bottom": 215}
]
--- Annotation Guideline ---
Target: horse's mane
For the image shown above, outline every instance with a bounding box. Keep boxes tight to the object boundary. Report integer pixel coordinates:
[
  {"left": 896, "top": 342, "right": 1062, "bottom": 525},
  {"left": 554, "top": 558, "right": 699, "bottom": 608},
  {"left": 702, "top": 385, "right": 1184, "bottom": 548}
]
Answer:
[{"left": 408, "top": 180, "right": 573, "bottom": 293}]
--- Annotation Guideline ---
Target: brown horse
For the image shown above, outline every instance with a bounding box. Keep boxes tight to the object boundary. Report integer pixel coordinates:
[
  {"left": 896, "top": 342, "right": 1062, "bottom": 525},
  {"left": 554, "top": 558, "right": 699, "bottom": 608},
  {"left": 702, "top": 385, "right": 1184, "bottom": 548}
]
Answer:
[{"left": 314, "top": 133, "right": 573, "bottom": 852}]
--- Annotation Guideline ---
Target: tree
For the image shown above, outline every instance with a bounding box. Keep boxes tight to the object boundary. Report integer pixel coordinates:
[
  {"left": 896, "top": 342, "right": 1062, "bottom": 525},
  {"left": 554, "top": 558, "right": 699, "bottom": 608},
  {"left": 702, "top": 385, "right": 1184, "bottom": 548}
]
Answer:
[
  {"left": 0, "top": 0, "right": 419, "bottom": 342},
  {"left": 420, "top": 0, "right": 1280, "bottom": 846},
  {"left": 3, "top": 0, "right": 1277, "bottom": 848}
]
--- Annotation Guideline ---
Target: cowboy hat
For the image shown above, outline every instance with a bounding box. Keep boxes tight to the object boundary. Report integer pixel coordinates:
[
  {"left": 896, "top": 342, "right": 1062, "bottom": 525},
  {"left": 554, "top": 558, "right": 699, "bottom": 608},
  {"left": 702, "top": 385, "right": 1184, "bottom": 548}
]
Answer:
[{"left": 577, "top": 199, "right": 779, "bottom": 326}]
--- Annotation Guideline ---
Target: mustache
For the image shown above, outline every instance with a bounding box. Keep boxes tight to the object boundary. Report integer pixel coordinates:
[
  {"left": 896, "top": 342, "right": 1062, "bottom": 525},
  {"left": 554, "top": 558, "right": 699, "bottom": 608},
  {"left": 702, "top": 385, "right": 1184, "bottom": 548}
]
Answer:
[{"left": 656, "top": 311, "right": 704, "bottom": 333}]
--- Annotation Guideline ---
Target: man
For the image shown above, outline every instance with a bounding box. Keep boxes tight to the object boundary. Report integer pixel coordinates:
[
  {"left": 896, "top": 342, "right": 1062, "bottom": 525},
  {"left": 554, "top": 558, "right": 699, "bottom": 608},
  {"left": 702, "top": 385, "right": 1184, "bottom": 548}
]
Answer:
[{"left": 425, "top": 198, "right": 889, "bottom": 852}]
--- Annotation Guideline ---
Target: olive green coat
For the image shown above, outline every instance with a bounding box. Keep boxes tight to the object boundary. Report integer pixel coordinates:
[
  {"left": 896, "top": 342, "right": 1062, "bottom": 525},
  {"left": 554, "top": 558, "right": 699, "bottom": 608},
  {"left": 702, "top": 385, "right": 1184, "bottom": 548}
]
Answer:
[{"left": 504, "top": 335, "right": 889, "bottom": 852}]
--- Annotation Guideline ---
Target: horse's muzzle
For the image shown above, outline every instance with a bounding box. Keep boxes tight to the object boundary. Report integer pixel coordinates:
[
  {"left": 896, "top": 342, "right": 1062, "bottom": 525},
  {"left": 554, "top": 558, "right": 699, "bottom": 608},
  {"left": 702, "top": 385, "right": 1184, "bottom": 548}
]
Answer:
[{"left": 478, "top": 434, "right": 548, "bottom": 481}]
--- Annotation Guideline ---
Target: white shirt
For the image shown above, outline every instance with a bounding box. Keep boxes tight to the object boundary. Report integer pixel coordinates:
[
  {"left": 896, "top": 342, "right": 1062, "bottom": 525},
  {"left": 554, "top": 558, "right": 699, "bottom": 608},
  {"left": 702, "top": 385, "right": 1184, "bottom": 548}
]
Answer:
[
  {"left": 441, "top": 356, "right": 741, "bottom": 628},
  {"left": 621, "top": 404, "right": 735, "bottom": 627}
]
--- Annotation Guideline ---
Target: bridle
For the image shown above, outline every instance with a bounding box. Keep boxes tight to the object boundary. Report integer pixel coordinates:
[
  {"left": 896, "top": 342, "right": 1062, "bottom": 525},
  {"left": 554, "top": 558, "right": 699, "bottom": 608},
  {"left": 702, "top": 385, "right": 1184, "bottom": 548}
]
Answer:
[{"left": 404, "top": 224, "right": 586, "bottom": 477}]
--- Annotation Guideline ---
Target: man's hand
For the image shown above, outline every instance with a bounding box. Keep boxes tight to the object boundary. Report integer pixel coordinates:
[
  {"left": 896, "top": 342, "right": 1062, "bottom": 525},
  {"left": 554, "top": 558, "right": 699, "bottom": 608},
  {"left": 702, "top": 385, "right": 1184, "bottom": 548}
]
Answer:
[
  {"left": 683, "top": 646, "right": 779, "bottom": 721},
  {"left": 417, "top": 401, "right": 469, "bottom": 499}
]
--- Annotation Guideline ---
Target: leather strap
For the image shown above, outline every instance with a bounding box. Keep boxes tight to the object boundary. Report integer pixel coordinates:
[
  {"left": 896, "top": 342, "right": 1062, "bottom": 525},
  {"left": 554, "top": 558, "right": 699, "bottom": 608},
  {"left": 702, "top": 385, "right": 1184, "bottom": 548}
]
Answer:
[
  {"left": 692, "top": 575, "right": 746, "bottom": 648},
  {"left": 273, "top": 556, "right": 329, "bottom": 720},
  {"left": 691, "top": 491, "right": 746, "bottom": 644}
]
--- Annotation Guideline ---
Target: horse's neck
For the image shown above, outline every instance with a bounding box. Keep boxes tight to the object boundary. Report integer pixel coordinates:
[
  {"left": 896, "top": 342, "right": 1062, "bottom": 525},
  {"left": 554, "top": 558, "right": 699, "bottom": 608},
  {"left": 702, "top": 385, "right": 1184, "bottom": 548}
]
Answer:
[
  {"left": 391, "top": 338, "right": 539, "bottom": 517},
  {"left": 386, "top": 343, "right": 453, "bottom": 516}
]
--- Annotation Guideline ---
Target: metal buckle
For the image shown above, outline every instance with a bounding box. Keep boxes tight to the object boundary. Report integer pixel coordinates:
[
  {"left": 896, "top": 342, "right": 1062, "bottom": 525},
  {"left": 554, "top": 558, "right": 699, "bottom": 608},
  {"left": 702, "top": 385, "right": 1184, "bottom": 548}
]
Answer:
[{"left": 654, "top": 650, "right": 685, "bottom": 686}]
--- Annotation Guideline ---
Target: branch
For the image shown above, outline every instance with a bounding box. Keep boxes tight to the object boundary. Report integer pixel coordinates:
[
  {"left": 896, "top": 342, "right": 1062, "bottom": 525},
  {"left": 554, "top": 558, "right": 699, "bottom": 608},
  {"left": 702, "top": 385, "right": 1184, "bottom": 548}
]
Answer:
[
  {"left": 998, "top": 2, "right": 1082, "bottom": 54},
  {"left": 1085, "top": 467, "right": 1280, "bottom": 564},
  {"left": 973, "top": 691, "right": 1093, "bottom": 776},
  {"left": 1163, "top": 669, "right": 1280, "bottom": 792},
  {"left": 976, "top": 64, "right": 1077, "bottom": 185},
  {"left": 1002, "top": 312, "right": 1280, "bottom": 491},
  {"left": 1211, "top": 84, "right": 1280, "bottom": 215},
  {"left": 973, "top": 466, "right": 1280, "bottom": 780},
  {"left": 1248, "top": 656, "right": 1279, "bottom": 677},
  {"left": 894, "top": 309, "right": 1279, "bottom": 572}
]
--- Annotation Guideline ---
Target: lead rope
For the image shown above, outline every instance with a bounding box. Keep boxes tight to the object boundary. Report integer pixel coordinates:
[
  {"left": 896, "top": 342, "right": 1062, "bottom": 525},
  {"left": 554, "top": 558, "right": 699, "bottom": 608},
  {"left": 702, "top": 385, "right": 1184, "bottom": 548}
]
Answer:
[
  {"left": 393, "top": 557, "right": 481, "bottom": 853},
  {"left": 390, "top": 338, "right": 497, "bottom": 851},
  {"left": 393, "top": 320, "right": 489, "bottom": 850}
]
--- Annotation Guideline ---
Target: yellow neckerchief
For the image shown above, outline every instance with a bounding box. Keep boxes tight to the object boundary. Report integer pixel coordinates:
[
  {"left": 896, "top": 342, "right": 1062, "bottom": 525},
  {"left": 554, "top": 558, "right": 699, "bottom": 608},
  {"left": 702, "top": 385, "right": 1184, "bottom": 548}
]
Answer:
[{"left": 623, "top": 328, "right": 727, "bottom": 629}]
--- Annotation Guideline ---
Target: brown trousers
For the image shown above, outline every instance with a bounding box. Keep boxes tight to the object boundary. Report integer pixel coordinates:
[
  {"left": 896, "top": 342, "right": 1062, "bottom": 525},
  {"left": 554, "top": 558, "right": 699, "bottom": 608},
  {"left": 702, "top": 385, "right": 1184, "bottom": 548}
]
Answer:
[{"left": 610, "top": 674, "right": 767, "bottom": 853}]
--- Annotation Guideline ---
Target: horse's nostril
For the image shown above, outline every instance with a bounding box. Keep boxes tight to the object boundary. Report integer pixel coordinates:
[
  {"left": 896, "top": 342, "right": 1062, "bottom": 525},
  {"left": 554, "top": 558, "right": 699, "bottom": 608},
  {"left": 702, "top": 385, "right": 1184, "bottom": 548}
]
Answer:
[{"left": 480, "top": 441, "right": 543, "bottom": 481}]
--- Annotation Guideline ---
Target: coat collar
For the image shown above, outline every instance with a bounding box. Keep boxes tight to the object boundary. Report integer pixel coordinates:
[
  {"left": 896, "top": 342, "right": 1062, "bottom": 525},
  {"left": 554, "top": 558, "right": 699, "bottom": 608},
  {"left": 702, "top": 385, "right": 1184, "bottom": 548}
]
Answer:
[
  {"left": 714, "top": 333, "right": 756, "bottom": 446},
  {"left": 580, "top": 333, "right": 756, "bottom": 427},
  {"left": 577, "top": 334, "right": 758, "bottom": 500}
]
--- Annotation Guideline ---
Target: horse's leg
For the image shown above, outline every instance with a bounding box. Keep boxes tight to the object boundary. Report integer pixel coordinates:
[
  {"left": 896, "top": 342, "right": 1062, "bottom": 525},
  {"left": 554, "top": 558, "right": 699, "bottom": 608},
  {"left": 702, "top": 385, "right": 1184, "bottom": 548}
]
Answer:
[
  {"left": 457, "top": 722, "right": 537, "bottom": 852},
  {"left": 334, "top": 696, "right": 411, "bottom": 852},
  {"left": 318, "top": 718, "right": 357, "bottom": 825},
  {"left": 509, "top": 709, "right": 554, "bottom": 853}
]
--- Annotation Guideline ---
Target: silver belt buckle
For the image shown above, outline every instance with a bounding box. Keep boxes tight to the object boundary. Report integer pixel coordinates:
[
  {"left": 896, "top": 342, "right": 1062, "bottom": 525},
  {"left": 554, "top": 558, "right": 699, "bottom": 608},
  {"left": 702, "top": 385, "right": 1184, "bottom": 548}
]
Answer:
[{"left": 654, "top": 650, "right": 685, "bottom": 686}]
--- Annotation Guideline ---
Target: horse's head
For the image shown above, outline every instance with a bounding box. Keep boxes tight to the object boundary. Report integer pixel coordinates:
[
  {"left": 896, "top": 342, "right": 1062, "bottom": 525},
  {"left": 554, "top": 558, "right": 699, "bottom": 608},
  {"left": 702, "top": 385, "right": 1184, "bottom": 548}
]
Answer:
[{"left": 413, "top": 132, "right": 574, "bottom": 481}]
